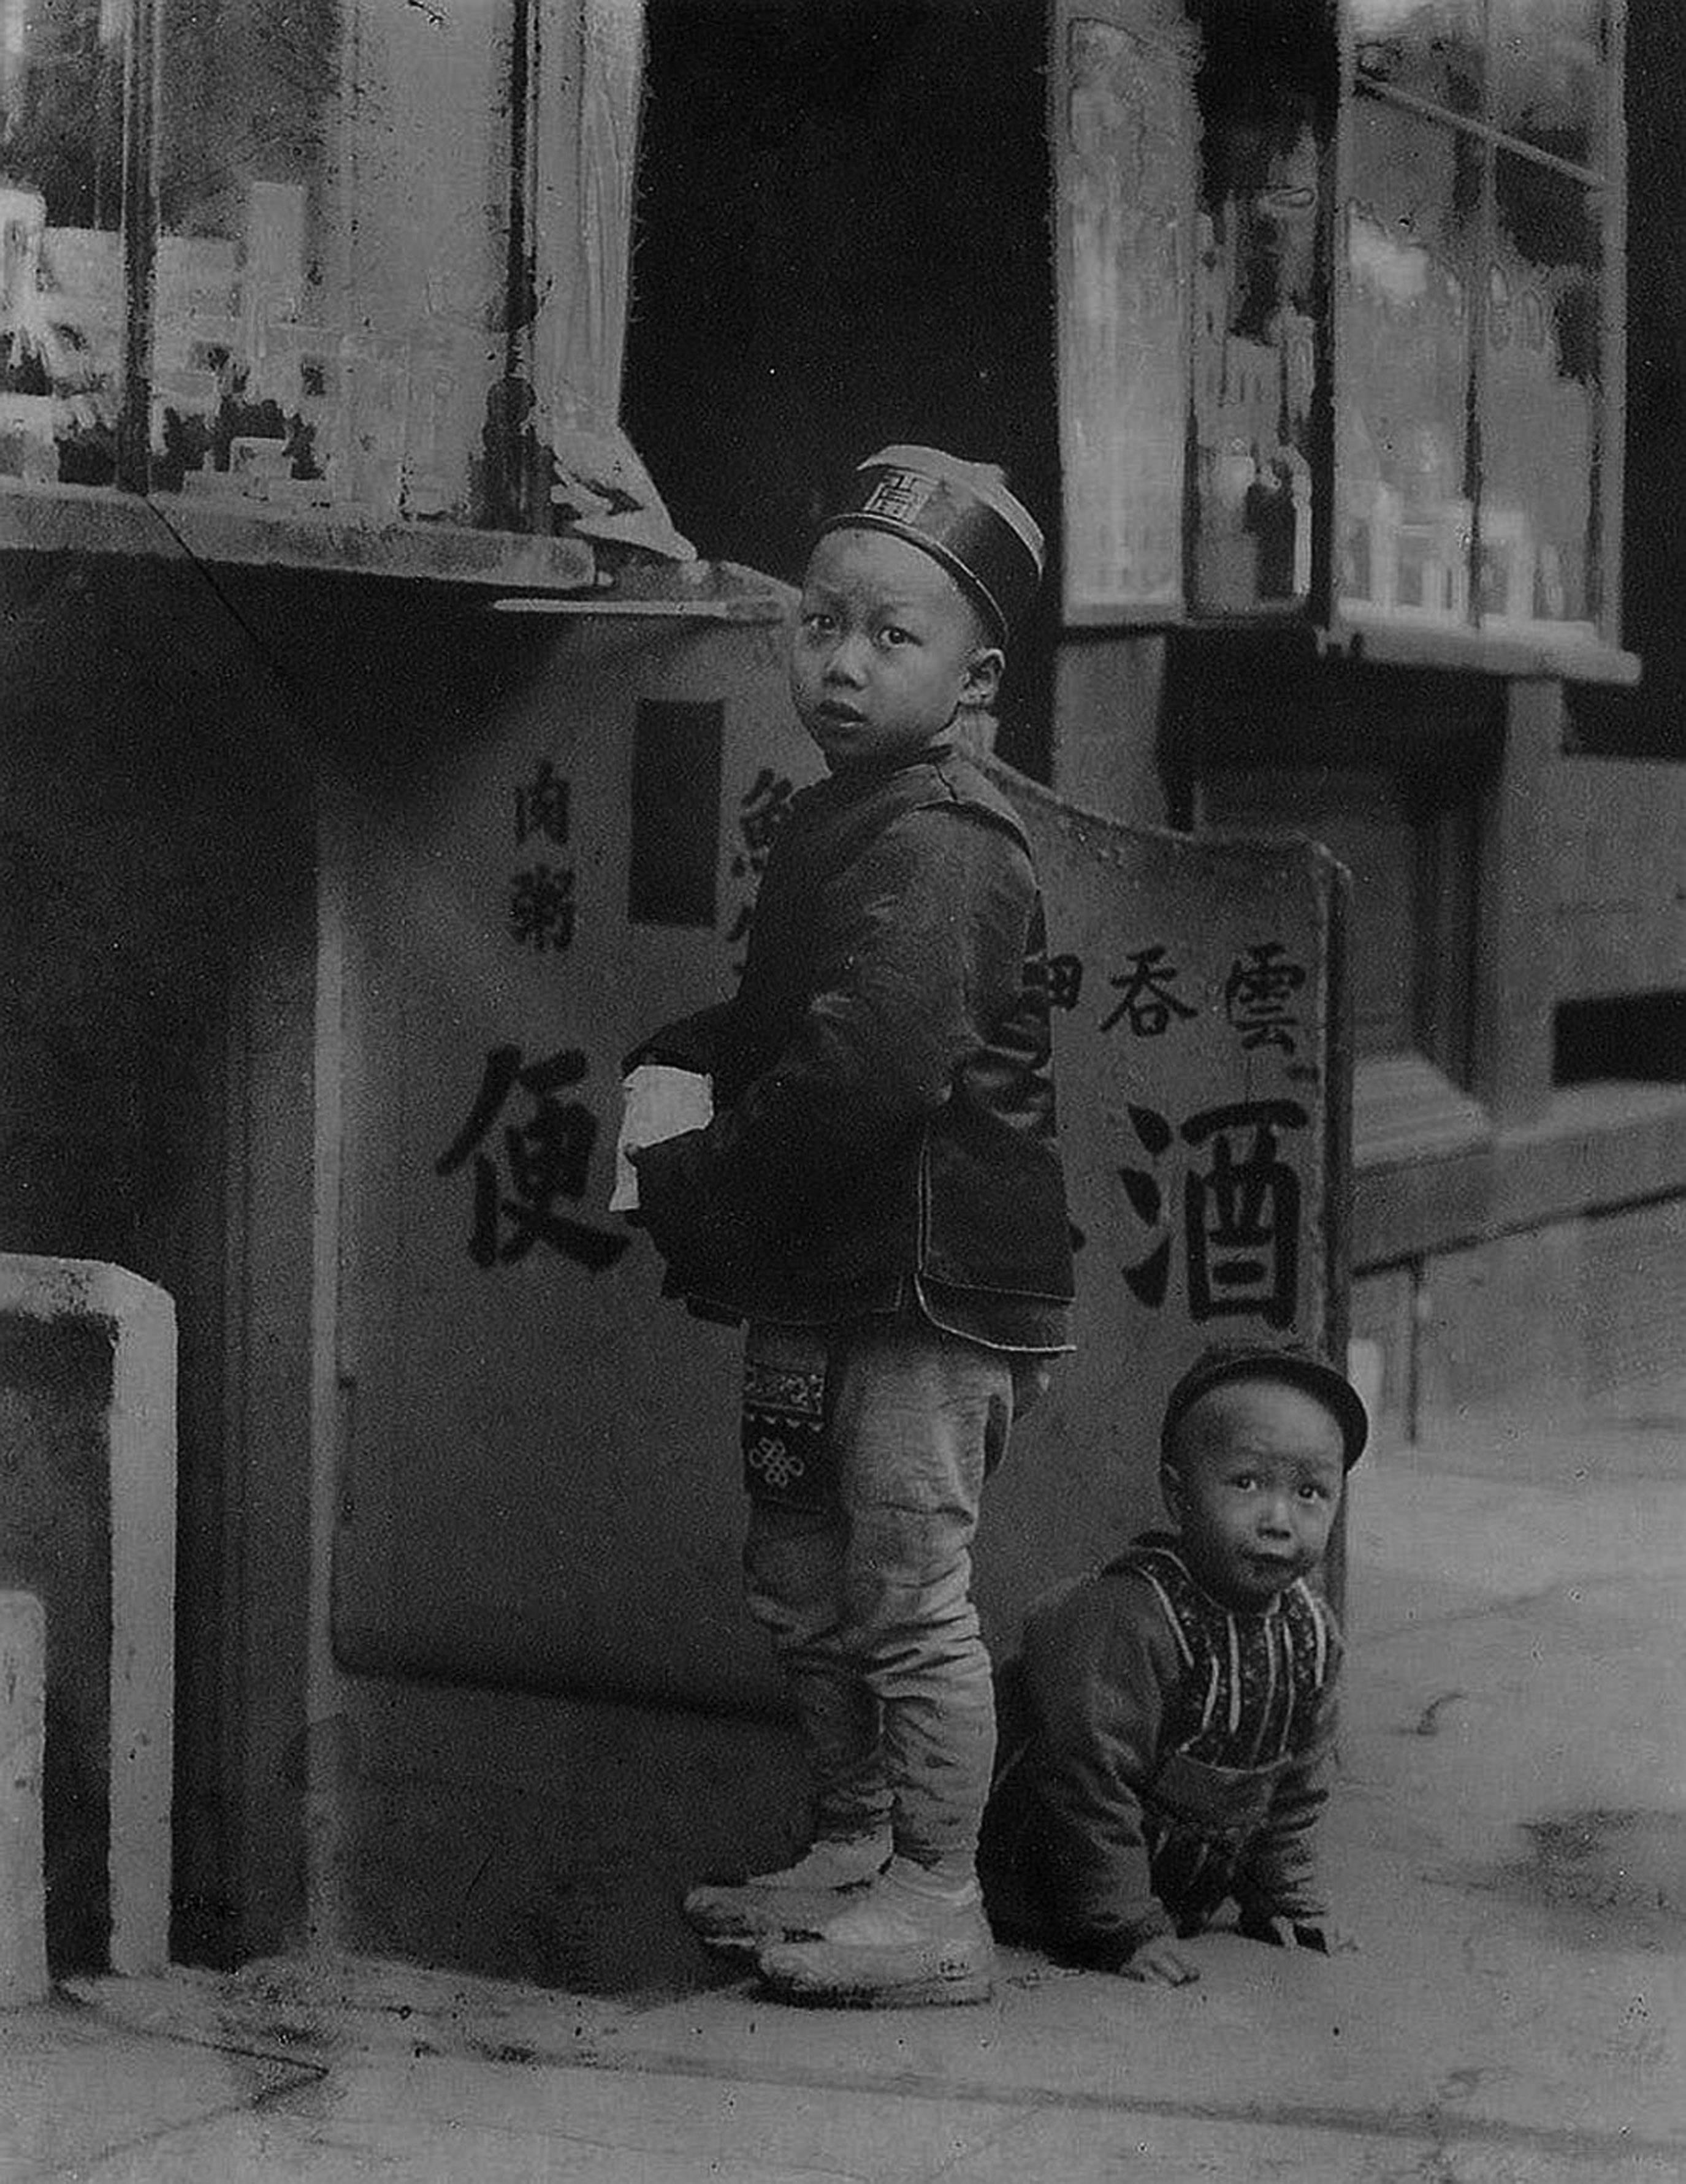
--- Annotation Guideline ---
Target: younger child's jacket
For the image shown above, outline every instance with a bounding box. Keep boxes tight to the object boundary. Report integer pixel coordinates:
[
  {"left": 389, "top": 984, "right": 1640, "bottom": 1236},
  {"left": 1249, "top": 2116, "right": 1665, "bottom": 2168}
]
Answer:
[
  {"left": 983, "top": 1537, "right": 1342, "bottom": 1965},
  {"left": 628, "top": 743, "right": 1074, "bottom": 1347}
]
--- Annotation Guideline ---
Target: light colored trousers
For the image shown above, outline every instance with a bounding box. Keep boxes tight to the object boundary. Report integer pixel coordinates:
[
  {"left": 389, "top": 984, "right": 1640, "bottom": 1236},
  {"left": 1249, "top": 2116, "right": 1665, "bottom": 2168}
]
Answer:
[{"left": 742, "top": 1315, "right": 1017, "bottom": 1866}]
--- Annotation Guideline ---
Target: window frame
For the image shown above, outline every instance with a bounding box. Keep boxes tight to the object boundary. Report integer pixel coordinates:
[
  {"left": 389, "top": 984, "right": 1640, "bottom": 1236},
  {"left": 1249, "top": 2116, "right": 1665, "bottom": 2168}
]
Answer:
[
  {"left": 0, "top": 0, "right": 637, "bottom": 599},
  {"left": 1052, "top": 0, "right": 1635, "bottom": 683}
]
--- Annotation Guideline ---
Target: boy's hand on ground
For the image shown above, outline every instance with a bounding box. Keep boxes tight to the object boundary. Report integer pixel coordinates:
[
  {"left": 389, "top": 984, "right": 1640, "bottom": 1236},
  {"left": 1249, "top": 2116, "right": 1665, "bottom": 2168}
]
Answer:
[
  {"left": 1121, "top": 1935, "right": 1200, "bottom": 1985},
  {"left": 1237, "top": 1911, "right": 1356, "bottom": 1955}
]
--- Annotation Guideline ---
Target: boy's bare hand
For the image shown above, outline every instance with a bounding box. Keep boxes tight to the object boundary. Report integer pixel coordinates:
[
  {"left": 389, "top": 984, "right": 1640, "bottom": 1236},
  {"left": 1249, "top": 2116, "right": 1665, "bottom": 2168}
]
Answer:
[
  {"left": 1237, "top": 1912, "right": 1356, "bottom": 1955},
  {"left": 1121, "top": 1935, "right": 1200, "bottom": 1985}
]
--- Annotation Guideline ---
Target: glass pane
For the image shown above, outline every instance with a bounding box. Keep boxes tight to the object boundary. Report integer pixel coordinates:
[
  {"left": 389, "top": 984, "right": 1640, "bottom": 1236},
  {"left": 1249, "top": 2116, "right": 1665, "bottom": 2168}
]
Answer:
[
  {"left": 1478, "top": 155, "right": 1601, "bottom": 637},
  {"left": 1338, "top": 97, "right": 1480, "bottom": 625},
  {"left": 0, "top": 0, "right": 127, "bottom": 485},
  {"left": 150, "top": 1, "right": 362, "bottom": 512},
  {"left": 148, "top": 1, "right": 581, "bottom": 536},
  {"left": 1351, "top": 0, "right": 1484, "bottom": 118},
  {"left": 1490, "top": 0, "right": 1606, "bottom": 170},
  {"left": 1191, "top": 69, "right": 1321, "bottom": 612}
]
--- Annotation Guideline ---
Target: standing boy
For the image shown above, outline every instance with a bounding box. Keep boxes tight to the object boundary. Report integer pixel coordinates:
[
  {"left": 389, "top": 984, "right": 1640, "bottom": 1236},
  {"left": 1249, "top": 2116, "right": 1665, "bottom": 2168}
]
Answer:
[
  {"left": 982, "top": 1344, "right": 1367, "bottom": 1984},
  {"left": 625, "top": 446, "right": 1074, "bottom": 2007}
]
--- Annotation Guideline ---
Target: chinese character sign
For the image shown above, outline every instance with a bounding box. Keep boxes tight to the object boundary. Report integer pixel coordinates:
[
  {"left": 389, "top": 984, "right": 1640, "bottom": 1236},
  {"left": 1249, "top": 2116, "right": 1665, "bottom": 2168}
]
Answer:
[
  {"left": 1113, "top": 1098, "right": 1308, "bottom": 1330},
  {"left": 514, "top": 758, "right": 571, "bottom": 848},
  {"left": 508, "top": 757, "right": 578, "bottom": 954},
  {"left": 725, "top": 765, "right": 795, "bottom": 968},
  {"left": 1047, "top": 951, "right": 1086, "bottom": 1013},
  {"left": 435, "top": 1043, "right": 628, "bottom": 1274},
  {"left": 1100, "top": 945, "right": 1197, "bottom": 1036},
  {"left": 958, "top": 764, "right": 1346, "bottom": 1642},
  {"left": 1040, "top": 926, "right": 1324, "bottom": 1334},
  {"left": 1224, "top": 941, "right": 1307, "bottom": 1056}
]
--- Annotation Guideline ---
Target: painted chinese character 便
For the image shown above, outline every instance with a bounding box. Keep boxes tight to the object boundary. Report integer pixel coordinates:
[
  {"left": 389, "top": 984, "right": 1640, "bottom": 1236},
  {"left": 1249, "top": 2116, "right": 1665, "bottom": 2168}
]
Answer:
[{"left": 435, "top": 1044, "right": 629, "bottom": 1273}]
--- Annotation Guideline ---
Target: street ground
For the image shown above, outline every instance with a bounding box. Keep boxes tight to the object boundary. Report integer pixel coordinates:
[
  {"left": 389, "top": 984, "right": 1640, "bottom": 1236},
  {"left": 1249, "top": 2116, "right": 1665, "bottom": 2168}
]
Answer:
[{"left": 6, "top": 1380, "right": 1684, "bottom": 2182}]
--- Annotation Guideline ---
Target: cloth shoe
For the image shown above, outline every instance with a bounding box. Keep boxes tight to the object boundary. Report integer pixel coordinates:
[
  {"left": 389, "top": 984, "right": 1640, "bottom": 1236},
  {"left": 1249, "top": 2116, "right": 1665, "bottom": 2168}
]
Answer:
[
  {"left": 683, "top": 1833, "right": 891, "bottom": 1949},
  {"left": 754, "top": 1859, "right": 997, "bottom": 2007}
]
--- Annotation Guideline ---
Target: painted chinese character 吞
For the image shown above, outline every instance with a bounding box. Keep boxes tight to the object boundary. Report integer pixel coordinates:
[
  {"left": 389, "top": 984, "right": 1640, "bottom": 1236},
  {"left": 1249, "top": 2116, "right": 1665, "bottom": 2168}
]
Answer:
[
  {"left": 1047, "top": 952, "right": 1085, "bottom": 1013},
  {"left": 1100, "top": 945, "right": 1198, "bottom": 1037},
  {"left": 1224, "top": 940, "right": 1306, "bottom": 1056},
  {"left": 1115, "top": 1098, "right": 1308, "bottom": 1330},
  {"left": 435, "top": 1044, "right": 630, "bottom": 1273},
  {"left": 509, "top": 862, "right": 577, "bottom": 952},
  {"left": 514, "top": 758, "right": 571, "bottom": 847}
]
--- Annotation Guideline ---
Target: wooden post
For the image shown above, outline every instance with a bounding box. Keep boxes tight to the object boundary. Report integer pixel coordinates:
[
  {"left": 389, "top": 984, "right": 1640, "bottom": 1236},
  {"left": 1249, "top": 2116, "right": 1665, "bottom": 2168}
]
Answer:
[
  {"left": 0, "top": 1592, "right": 49, "bottom": 2006},
  {"left": 1473, "top": 678, "right": 1563, "bottom": 1125}
]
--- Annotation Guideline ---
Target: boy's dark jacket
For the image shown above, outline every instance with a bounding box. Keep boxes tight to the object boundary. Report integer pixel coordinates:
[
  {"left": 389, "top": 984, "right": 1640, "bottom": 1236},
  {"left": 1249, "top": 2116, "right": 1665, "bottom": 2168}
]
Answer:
[
  {"left": 627, "top": 744, "right": 1074, "bottom": 1339},
  {"left": 982, "top": 1538, "right": 1341, "bottom": 1964}
]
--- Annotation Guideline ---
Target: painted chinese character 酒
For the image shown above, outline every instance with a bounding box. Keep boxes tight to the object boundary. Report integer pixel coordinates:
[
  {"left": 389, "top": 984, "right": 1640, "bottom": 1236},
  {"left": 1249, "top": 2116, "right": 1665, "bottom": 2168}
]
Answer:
[{"left": 1115, "top": 1098, "right": 1308, "bottom": 1330}]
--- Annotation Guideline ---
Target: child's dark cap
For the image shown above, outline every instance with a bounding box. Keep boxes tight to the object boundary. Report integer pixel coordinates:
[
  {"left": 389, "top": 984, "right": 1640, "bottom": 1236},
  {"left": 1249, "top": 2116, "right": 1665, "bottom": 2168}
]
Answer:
[
  {"left": 1161, "top": 1342, "right": 1370, "bottom": 1472},
  {"left": 817, "top": 444, "right": 1045, "bottom": 645}
]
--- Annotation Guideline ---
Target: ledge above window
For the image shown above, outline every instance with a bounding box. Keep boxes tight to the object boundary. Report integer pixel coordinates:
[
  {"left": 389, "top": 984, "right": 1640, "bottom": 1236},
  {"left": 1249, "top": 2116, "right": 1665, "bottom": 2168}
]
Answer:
[
  {"left": 0, "top": 481, "right": 796, "bottom": 623},
  {"left": 0, "top": 479, "right": 598, "bottom": 595},
  {"left": 1062, "top": 599, "right": 1640, "bottom": 688}
]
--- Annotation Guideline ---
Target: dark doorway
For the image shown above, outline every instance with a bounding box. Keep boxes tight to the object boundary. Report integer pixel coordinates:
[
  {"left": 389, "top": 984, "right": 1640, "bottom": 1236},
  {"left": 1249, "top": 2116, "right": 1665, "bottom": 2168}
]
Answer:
[{"left": 622, "top": 0, "right": 1061, "bottom": 773}]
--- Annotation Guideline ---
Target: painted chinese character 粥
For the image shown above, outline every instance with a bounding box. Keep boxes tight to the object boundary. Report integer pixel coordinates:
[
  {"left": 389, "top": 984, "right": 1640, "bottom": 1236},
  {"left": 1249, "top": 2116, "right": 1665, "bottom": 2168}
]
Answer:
[
  {"left": 435, "top": 1044, "right": 628, "bottom": 1273},
  {"left": 509, "top": 863, "right": 577, "bottom": 953}
]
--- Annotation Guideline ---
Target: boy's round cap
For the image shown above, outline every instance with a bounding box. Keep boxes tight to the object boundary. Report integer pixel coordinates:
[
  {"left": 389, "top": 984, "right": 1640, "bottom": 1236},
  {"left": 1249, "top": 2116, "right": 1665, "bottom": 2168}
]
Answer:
[
  {"left": 1161, "top": 1343, "right": 1370, "bottom": 1471},
  {"left": 818, "top": 445, "right": 1045, "bottom": 642}
]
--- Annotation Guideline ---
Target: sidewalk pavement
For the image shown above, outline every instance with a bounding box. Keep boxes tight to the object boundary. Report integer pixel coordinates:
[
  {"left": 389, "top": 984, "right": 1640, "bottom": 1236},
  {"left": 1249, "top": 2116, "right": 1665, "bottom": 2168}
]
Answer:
[{"left": 6, "top": 1384, "right": 1685, "bottom": 2183}]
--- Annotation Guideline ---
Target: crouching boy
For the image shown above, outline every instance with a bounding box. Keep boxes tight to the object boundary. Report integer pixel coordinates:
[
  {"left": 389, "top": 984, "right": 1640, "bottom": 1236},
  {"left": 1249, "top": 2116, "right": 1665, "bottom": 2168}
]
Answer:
[{"left": 982, "top": 1344, "right": 1367, "bottom": 1984}]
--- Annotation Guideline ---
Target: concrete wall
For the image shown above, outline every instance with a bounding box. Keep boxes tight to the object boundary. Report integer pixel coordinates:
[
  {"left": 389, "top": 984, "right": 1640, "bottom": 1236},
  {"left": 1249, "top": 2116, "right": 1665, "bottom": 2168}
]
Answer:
[
  {"left": 0, "top": 1257, "right": 175, "bottom": 1976},
  {"left": 0, "top": 1592, "right": 48, "bottom": 2005},
  {"left": 1354, "top": 1195, "right": 1686, "bottom": 1444},
  {"left": 0, "top": 1306, "right": 110, "bottom": 1970}
]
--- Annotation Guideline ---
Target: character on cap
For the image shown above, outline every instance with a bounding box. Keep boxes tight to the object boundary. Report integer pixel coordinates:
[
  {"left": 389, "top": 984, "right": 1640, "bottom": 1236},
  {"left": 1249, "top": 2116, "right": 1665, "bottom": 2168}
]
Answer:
[
  {"left": 980, "top": 1342, "right": 1366, "bottom": 1985},
  {"left": 818, "top": 444, "right": 1047, "bottom": 648},
  {"left": 620, "top": 446, "right": 1072, "bottom": 2009}
]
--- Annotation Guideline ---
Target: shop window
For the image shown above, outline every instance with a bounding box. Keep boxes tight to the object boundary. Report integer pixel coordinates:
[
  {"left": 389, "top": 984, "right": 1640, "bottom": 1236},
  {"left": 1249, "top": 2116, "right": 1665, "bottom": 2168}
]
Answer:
[
  {"left": 0, "top": 0, "right": 647, "bottom": 588},
  {"left": 1053, "top": 0, "right": 1628, "bottom": 674}
]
